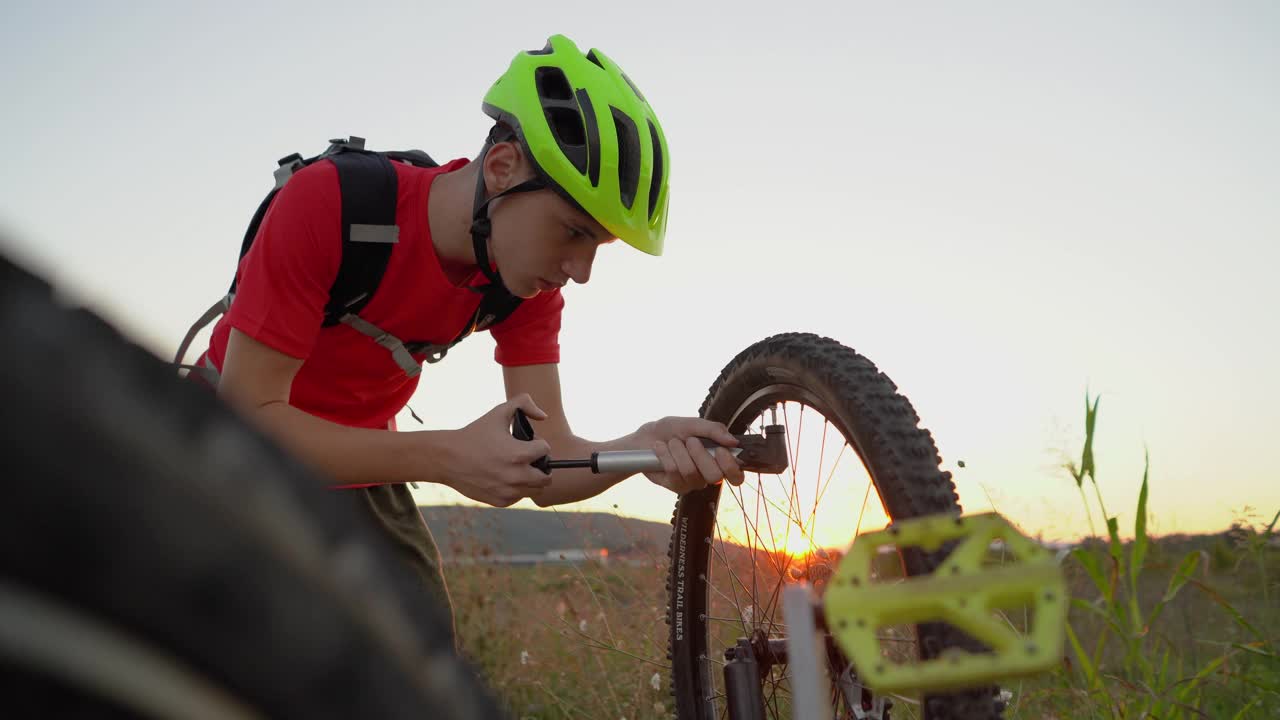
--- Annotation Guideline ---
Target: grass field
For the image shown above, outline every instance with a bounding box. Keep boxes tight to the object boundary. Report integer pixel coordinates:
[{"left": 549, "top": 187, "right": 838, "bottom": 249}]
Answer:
[
  {"left": 447, "top": 397, "right": 1279, "bottom": 719},
  {"left": 448, "top": 542, "right": 1277, "bottom": 719}
]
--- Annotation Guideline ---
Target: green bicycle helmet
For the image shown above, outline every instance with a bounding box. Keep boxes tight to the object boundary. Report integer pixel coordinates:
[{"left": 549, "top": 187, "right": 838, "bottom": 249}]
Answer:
[{"left": 481, "top": 34, "right": 670, "bottom": 256}]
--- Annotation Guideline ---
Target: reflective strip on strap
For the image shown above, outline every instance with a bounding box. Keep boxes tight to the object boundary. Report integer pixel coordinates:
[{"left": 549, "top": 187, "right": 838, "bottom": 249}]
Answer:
[
  {"left": 197, "top": 355, "right": 221, "bottom": 386},
  {"left": 349, "top": 223, "right": 400, "bottom": 244},
  {"left": 175, "top": 355, "right": 221, "bottom": 387},
  {"left": 172, "top": 293, "right": 234, "bottom": 368},
  {"left": 338, "top": 313, "right": 422, "bottom": 378}
]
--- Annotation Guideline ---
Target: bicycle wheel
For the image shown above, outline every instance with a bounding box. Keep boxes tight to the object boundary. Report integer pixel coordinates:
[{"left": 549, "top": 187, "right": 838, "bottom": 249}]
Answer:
[
  {"left": 0, "top": 253, "right": 503, "bottom": 720},
  {"left": 666, "top": 333, "right": 1003, "bottom": 720}
]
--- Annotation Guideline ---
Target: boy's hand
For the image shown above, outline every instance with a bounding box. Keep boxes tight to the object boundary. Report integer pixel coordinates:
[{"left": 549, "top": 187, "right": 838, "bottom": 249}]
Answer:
[
  {"left": 441, "top": 394, "right": 552, "bottom": 507},
  {"left": 636, "top": 416, "right": 745, "bottom": 495}
]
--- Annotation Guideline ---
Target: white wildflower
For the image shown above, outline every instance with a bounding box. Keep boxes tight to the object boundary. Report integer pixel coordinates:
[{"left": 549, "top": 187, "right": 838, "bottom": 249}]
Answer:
[
  {"left": 650, "top": 672, "right": 662, "bottom": 691},
  {"left": 520, "top": 649, "right": 530, "bottom": 665},
  {"left": 579, "top": 619, "right": 589, "bottom": 632},
  {"left": 998, "top": 689, "right": 1014, "bottom": 703}
]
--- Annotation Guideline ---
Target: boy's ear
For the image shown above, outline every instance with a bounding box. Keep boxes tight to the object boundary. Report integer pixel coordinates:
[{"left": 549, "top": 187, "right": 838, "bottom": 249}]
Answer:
[
  {"left": 482, "top": 142, "right": 516, "bottom": 194},
  {"left": 482, "top": 141, "right": 533, "bottom": 195}
]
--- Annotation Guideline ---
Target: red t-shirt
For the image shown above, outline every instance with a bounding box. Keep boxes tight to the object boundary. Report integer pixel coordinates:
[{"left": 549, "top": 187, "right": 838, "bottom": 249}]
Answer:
[{"left": 197, "top": 157, "right": 564, "bottom": 430}]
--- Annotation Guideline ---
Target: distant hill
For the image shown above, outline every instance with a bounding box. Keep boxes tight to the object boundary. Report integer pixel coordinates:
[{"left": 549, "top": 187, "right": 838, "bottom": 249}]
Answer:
[
  {"left": 419, "top": 505, "right": 1262, "bottom": 565},
  {"left": 418, "top": 505, "right": 674, "bottom": 560}
]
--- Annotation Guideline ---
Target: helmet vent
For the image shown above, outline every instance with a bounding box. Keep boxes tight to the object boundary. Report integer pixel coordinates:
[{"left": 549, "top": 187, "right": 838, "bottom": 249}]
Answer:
[
  {"left": 578, "top": 89, "right": 602, "bottom": 186},
  {"left": 528, "top": 40, "right": 554, "bottom": 56},
  {"left": 647, "top": 120, "right": 664, "bottom": 220},
  {"left": 535, "top": 67, "right": 573, "bottom": 101},
  {"left": 585, "top": 49, "right": 606, "bottom": 70},
  {"left": 612, "top": 108, "right": 640, "bottom": 210},
  {"left": 544, "top": 106, "right": 588, "bottom": 175}
]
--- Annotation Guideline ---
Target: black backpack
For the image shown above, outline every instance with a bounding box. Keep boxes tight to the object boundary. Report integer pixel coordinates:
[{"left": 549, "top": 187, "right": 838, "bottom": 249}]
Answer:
[{"left": 174, "top": 136, "right": 524, "bottom": 384}]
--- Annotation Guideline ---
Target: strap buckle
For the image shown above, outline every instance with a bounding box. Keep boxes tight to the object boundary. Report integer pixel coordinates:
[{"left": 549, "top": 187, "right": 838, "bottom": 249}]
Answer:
[
  {"left": 328, "top": 135, "right": 366, "bottom": 151},
  {"left": 273, "top": 153, "right": 305, "bottom": 189}
]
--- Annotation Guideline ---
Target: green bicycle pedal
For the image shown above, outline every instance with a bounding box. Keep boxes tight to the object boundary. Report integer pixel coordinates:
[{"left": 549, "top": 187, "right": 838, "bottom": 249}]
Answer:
[{"left": 823, "top": 512, "right": 1066, "bottom": 694}]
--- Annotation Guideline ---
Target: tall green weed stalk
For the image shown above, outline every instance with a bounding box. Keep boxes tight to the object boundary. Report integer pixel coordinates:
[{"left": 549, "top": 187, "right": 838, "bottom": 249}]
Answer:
[{"left": 1061, "top": 394, "right": 1279, "bottom": 718}]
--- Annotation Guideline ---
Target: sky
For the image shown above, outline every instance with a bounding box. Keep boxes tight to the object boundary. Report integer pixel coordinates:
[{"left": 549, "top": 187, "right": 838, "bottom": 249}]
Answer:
[{"left": 2, "top": 1, "right": 1277, "bottom": 542}]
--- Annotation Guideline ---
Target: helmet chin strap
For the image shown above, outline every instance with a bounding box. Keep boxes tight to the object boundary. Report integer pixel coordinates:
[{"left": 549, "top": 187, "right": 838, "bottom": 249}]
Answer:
[{"left": 469, "top": 144, "right": 546, "bottom": 289}]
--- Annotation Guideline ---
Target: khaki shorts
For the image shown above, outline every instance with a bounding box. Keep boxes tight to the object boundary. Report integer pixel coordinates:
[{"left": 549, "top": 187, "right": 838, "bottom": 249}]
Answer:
[
  {"left": 180, "top": 372, "right": 456, "bottom": 647},
  {"left": 353, "top": 483, "right": 457, "bottom": 648}
]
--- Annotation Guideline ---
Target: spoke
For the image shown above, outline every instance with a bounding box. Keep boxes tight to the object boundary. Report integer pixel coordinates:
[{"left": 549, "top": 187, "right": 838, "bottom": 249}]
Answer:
[
  {"left": 783, "top": 402, "right": 800, "bottom": 486},
  {"left": 726, "top": 475, "right": 767, "bottom": 632},
  {"left": 755, "top": 486, "right": 792, "bottom": 640},
  {"left": 887, "top": 692, "right": 922, "bottom": 707},
  {"left": 706, "top": 549, "right": 756, "bottom": 640},
  {"left": 800, "top": 426, "right": 835, "bottom": 568},
  {"left": 745, "top": 517, "right": 815, "bottom": 638},
  {"left": 745, "top": 543, "right": 802, "bottom": 644},
  {"left": 738, "top": 415, "right": 838, "bottom": 642},
  {"left": 749, "top": 538, "right": 785, "bottom": 642},
  {"left": 784, "top": 404, "right": 805, "bottom": 562},
  {"left": 702, "top": 614, "right": 783, "bottom": 626},
  {"left": 712, "top": 512, "right": 753, "bottom": 638},
  {"left": 792, "top": 403, "right": 805, "bottom": 519},
  {"left": 754, "top": 489, "right": 820, "bottom": 546},
  {"left": 724, "top": 477, "right": 789, "bottom": 641},
  {"left": 809, "top": 441, "right": 850, "bottom": 530},
  {"left": 757, "top": 478, "right": 785, "bottom": 576},
  {"left": 784, "top": 472, "right": 802, "bottom": 560},
  {"left": 747, "top": 474, "right": 783, "bottom": 573},
  {"left": 808, "top": 418, "right": 829, "bottom": 536},
  {"left": 710, "top": 691, "right": 729, "bottom": 720},
  {"left": 705, "top": 574, "right": 748, "bottom": 616},
  {"left": 877, "top": 636, "right": 919, "bottom": 644},
  {"left": 736, "top": 475, "right": 808, "bottom": 534},
  {"left": 777, "top": 404, "right": 799, "bottom": 558},
  {"left": 855, "top": 481, "right": 875, "bottom": 561},
  {"left": 707, "top": 535, "right": 750, "bottom": 605},
  {"left": 752, "top": 469, "right": 762, "bottom": 631},
  {"left": 854, "top": 471, "right": 875, "bottom": 543},
  {"left": 762, "top": 676, "right": 783, "bottom": 712},
  {"left": 764, "top": 665, "right": 787, "bottom": 718}
]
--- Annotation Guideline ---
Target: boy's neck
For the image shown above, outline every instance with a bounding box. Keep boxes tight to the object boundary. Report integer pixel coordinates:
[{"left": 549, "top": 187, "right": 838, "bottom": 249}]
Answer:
[{"left": 429, "top": 161, "right": 484, "bottom": 286}]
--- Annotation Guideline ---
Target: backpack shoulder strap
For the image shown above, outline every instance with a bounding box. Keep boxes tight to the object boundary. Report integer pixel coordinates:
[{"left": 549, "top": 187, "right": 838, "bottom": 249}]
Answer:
[
  {"left": 469, "top": 285, "right": 525, "bottom": 336},
  {"left": 206, "top": 137, "right": 497, "bottom": 378},
  {"left": 227, "top": 188, "right": 280, "bottom": 296},
  {"left": 226, "top": 138, "right": 370, "bottom": 297},
  {"left": 321, "top": 149, "right": 399, "bottom": 327},
  {"left": 402, "top": 284, "right": 526, "bottom": 364}
]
